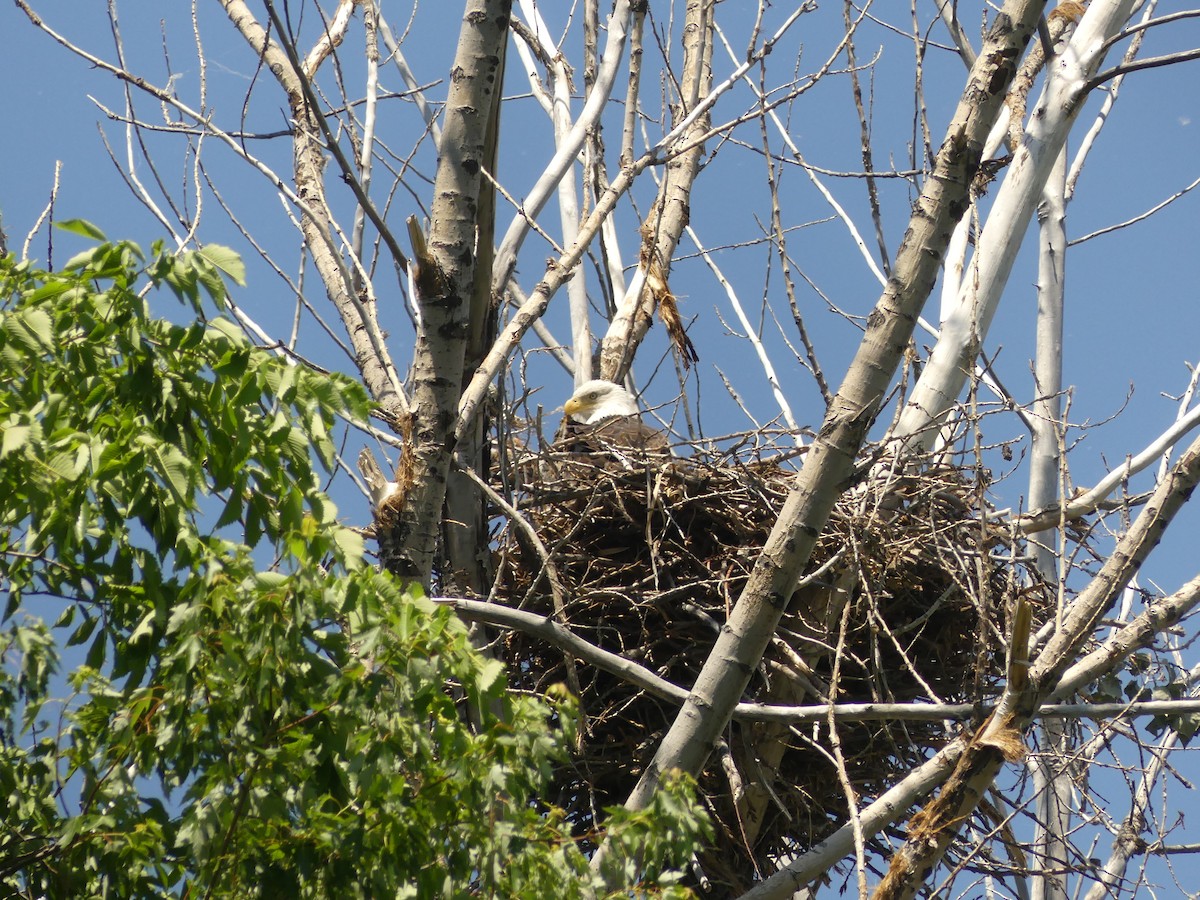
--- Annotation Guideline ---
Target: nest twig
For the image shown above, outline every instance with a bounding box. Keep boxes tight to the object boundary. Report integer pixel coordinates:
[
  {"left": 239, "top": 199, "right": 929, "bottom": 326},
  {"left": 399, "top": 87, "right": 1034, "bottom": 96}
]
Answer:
[{"left": 492, "top": 442, "right": 1043, "bottom": 893}]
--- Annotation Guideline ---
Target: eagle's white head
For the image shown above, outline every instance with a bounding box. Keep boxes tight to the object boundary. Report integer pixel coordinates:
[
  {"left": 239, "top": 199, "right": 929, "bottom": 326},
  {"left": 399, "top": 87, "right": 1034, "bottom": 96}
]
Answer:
[{"left": 563, "top": 380, "right": 639, "bottom": 425}]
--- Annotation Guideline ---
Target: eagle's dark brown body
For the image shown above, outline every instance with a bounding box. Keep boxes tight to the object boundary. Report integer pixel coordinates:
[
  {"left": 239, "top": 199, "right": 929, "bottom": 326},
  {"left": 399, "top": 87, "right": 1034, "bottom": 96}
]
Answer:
[
  {"left": 559, "top": 413, "right": 671, "bottom": 454},
  {"left": 558, "top": 379, "right": 672, "bottom": 456}
]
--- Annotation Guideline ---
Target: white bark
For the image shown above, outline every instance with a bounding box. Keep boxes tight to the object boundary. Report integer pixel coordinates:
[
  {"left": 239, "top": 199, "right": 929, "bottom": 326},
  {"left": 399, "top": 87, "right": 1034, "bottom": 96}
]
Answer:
[
  {"left": 491, "top": 0, "right": 633, "bottom": 296},
  {"left": 512, "top": 2, "right": 594, "bottom": 384},
  {"left": 1029, "top": 148, "right": 1069, "bottom": 900},
  {"left": 739, "top": 742, "right": 967, "bottom": 899},
  {"left": 892, "top": 0, "right": 1139, "bottom": 454},
  {"left": 399, "top": 0, "right": 510, "bottom": 583}
]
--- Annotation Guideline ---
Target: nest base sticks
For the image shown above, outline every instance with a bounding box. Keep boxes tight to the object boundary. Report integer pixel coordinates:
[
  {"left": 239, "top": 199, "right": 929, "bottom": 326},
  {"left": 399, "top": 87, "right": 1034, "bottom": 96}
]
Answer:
[{"left": 494, "top": 447, "right": 1036, "bottom": 891}]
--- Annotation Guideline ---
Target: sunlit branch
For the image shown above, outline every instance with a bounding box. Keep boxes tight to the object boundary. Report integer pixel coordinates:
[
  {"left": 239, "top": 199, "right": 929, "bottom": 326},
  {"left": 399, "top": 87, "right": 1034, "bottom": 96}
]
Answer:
[
  {"left": 1085, "top": 45, "right": 1200, "bottom": 90},
  {"left": 1018, "top": 402, "right": 1200, "bottom": 533}
]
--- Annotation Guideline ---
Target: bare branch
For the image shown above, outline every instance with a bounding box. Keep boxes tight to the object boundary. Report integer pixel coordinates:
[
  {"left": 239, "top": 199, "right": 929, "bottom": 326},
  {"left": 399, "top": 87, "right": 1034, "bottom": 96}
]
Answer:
[
  {"left": 492, "top": 0, "right": 633, "bottom": 295},
  {"left": 1086, "top": 45, "right": 1200, "bottom": 88},
  {"left": 1018, "top": 400, "right": 1200, "bottom": 533}
]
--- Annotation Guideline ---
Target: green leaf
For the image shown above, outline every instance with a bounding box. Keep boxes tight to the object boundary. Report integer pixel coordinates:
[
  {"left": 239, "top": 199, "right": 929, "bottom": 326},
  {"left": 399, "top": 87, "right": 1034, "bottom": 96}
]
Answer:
[
  {"left": 1, "top": 424, "right": 31, "bottom": 458},
  {"left": 206, "top": 316, "right": 249, "bottom": 345},
  {"left": 1179, "top": 713, "right": 1200, "bottom": 747},
  {"left": 215, "top": 492, "right": 244, "bottom": 529},
  {"left": 54, "top": 605, "right": 77, "bottom": 629},
  {"left": 0, "top": 235, "right": 711, "bottom": 900},
  {"left": 3, "top": 306, "right": 55, "bottom": 353},
  {"left": 67, "top": 614, "right": 99, "bottom": 648},
  {"left": 47, "top": 444, "right": 90, "bottom": 482},
  {"left": 254, "top": 571, "right": 288, "bottom": 590},
  {"left": 476, "top": 657, "right": 506, "bottom": 694},
  {"left": 129, "top": 611, "right": 157, "bottom": 645},
  {"left": 56, "top": 219, "right": 108, "bottom": 241},
  {"left": 285, "top": 425, "right": 309, "bottom": 458},
  {"left": 267, "top": 363, "right": 299, "bottom": 404},
  {"left": 163, "top": 256, "right": 201, "bottom": 310},
  {"left": 152, "top": 443, "right": 192, "bottom": 503},
  {"left": 85, "top": 628, "right": 107, "bottom": 669},
  {"left": 194, "top": 260, "right": 227, "bottom": 304},
  {"left": 333, "top": 528, "right": 364, "bottom": 569},
  {"left": 198, "top": 245, "right": 246, "bottom": 287},
  {"left": 62, "top": 248, "right": 99, "bottom": 272},
  {"left": 27, "top": 280, "right": 72, "bottom": 303}
]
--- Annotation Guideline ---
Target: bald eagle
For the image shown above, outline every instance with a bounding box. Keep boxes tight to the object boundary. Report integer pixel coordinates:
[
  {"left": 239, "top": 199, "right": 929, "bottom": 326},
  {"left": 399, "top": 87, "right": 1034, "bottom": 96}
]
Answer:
[{"left": 560, "top": 380, "right": 672, "bottom": 455}]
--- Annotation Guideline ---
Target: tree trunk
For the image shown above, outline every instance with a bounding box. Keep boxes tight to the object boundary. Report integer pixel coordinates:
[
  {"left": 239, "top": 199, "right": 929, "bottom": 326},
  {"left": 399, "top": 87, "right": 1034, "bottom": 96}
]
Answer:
[
  {"left": 443, "top": 12, "right": 507, "bottom": 598},
  {"left": 395, "top": 0, "right": 512, "bottom": 585}
]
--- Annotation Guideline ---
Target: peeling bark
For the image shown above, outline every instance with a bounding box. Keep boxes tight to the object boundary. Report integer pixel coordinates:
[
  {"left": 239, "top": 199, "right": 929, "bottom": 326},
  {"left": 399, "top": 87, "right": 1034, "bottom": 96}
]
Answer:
[{"left": 598, "top": 0, "right": 713, "bottom": 383}]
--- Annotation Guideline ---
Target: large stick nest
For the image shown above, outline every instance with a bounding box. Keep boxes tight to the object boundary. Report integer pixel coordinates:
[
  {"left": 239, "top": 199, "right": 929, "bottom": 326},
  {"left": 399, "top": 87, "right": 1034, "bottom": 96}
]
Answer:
[{"left": 493, "top": 442, "right": 1040, "bottom": 892}]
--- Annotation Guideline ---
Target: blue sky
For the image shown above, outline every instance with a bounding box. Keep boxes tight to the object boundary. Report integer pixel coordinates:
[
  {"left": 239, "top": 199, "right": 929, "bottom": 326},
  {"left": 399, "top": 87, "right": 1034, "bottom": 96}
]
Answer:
[{"left": 4, "top": 0, "right": 1200, "bottom": 892}]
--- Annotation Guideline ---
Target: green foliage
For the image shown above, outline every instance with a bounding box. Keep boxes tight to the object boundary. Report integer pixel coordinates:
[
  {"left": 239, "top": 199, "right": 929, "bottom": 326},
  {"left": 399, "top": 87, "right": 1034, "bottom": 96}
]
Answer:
[
  {"left": 0, "top": 229, "right": 708, "bottom": 897},
  {"left": 1145, "top": 672, "right": 1200, "bottom": 748}
]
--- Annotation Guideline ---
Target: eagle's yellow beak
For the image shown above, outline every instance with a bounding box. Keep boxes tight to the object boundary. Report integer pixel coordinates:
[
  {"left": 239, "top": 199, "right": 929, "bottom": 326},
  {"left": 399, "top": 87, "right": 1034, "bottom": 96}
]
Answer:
[{"left": 563, "top": 397, "right": 586, "bottom": 418}]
